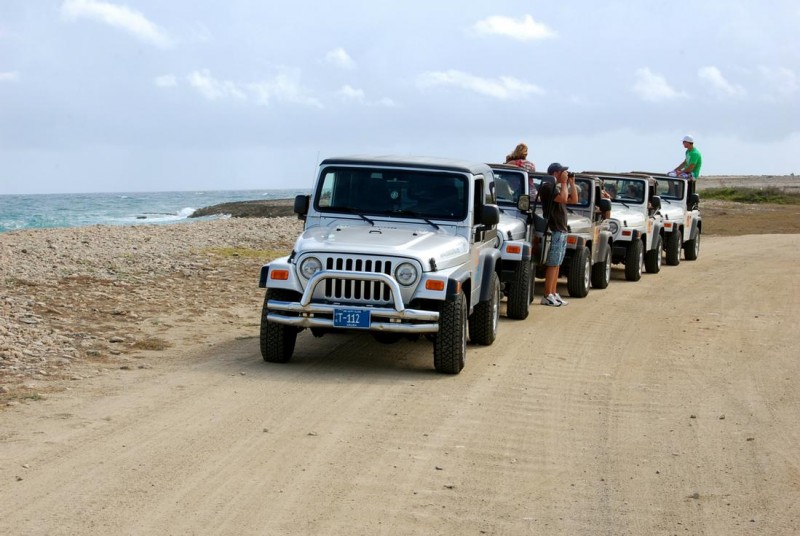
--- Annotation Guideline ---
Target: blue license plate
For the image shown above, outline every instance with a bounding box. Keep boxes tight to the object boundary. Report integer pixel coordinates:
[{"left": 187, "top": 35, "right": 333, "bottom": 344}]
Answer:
[{"left": 333, "top": 308, "right": 371, "bottom": 329}]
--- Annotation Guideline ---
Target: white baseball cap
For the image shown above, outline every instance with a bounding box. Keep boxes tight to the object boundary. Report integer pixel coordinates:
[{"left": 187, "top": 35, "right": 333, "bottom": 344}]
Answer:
[{"left": 682, "top": 135, "right": 694, "bottom": 143}]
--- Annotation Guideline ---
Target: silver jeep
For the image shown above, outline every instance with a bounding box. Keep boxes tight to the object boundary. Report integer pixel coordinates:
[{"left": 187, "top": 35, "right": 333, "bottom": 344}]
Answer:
[
  {"left": 258, "top": 156, "right": 502, "bottom": 374},
  {"left": 488, "top": 164, "right": 535, "bottom": 319}
]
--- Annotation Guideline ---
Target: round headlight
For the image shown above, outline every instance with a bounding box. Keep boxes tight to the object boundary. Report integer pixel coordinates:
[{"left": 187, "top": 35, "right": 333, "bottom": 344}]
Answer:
[
  {"left": 606, "top": 220, "right": 619, "bottom": 235},
  {"left": 299, "top": 256, "right": 323, "bottom": 279},
  {"left": 493, "top": 235, "right": 502, "bottom": 248},
  {"left": 394, "top": 262, "right": 418, "bottom": 286}
]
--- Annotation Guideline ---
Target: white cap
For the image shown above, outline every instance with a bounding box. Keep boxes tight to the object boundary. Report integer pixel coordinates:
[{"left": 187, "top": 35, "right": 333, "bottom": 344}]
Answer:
[{"left": 682, "top": 135, "right": 694, "bottom": 143}]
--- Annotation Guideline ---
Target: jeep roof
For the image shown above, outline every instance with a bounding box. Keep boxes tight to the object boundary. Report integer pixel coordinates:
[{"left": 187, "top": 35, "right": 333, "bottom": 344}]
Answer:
[{"left": 321, "top": 155, "right": 494, "bottom": 176}]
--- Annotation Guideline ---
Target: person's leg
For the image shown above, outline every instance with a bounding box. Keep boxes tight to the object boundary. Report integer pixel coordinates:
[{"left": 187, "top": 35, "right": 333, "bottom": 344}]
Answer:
[{"left": 544, "top": 266, "right": 559, "bottom": 295}]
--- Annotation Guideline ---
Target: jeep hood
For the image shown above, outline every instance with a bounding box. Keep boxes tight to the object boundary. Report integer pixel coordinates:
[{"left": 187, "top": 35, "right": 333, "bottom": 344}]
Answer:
[
  {"left": 659, "top": 204, "right": 685, "bottom": 222},
  {"left": 608, "top": 205, "right": 646, "bottom": 227},
  {"left": 295, "top": 224, "right": 470, "bottom": 271},
  {"left": 498, "top": 213, "right": 527, "bottom": 240},
  {"left": 567, "top": 213, "right": 592, "bottom": 234}
]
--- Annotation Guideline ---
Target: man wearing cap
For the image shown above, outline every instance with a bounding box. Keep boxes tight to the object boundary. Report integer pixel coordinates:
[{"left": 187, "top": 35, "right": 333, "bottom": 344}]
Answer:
[
  {"left": 538, "top": 163, "right": 579, "bottom": 307},
  {"left": 673, "top": 135, "right": 703, "bottom": 179}
]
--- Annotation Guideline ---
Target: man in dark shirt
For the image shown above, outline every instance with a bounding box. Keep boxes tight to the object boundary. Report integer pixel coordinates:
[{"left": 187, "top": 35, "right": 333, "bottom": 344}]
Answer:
[{"left": 538, "top": 163, "right": 579, "bottom": 306}]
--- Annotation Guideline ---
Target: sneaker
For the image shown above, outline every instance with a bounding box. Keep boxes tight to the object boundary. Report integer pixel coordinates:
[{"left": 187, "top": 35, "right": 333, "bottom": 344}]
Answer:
[
  {"left": 540, "top": 294, "right": 561, "bottom": 307},
  {"left": 554, "top": 293, "right": 569, "bottom": 306}
]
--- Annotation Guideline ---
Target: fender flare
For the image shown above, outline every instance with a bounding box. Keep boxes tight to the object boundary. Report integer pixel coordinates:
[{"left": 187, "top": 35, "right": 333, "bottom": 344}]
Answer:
[{"left": 477, "top": 248, "right": 502, "bottom": 302}]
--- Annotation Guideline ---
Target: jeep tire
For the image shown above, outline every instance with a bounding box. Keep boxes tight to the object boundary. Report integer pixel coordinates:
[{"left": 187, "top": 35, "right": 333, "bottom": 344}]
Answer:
[
  {"left": 624, "top": 239, "right": 644, "bottom": 281},
  {"left": 468, "top": 272, "right": 500, "bottom": 345},
  {"left": 591, "top": 246, "right": 611, "bottom": 289},
  {"left": 665, "top": 230, "right": 681, "bottom": 266},
  {"left": 260, "top": 289, "right": 299, "bottom": 363},
  {"left": 434, "top": 291, "right": 467, "bottom": 374},
  {"left": 684, "top": 231, "right": 700, "bottom": 261},
  {"left": 644, "top": 235, "right": 662, "bottom": 274},
  {"left": 506, "top": 261, "right": 532, "bottom": 320},
  {"left": 567, "top": 247, "right": 591, "bottom": 298}
]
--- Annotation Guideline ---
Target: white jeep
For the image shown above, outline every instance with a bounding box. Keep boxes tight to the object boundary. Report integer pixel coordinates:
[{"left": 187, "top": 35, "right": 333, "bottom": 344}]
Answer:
[
  {"left": 258, "top": 156, "right": 502, "bottom": 374},
  {"left": 488, "top": 164, "right": 536, "bottom": 319},
  {"left": 584, "top": 172, "right": 665, "bottom": 281},
  {"left": 631, "top": 171, "right": 702, "bottom": 264}
]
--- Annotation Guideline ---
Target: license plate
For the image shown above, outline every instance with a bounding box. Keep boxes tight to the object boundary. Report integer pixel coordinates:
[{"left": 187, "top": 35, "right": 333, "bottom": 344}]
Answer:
[{"left": 333, "top": 308, "right": 371, "bottom": 329}]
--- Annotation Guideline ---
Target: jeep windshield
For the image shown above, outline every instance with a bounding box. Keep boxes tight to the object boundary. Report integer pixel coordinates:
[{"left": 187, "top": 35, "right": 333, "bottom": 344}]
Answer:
[
  {"left": 601, "top": 178, "right": 646, "bottom": 205},
  {"left": 314, "top": 166, "right": 468, "bottom": 221},
  {"left": 491, "top": 170, "right": 525, "bottom": 206},
  {"left": 567, "top": 178, "right": 593, "bottom": 209},
  {"left": 654, "top": 177, "right": 685, "bottom": 202}
]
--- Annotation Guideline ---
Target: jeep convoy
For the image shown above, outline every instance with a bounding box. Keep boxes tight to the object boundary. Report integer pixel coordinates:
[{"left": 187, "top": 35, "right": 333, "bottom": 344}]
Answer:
[{"left": 258, "top": 156, "right": 701, "bottom": 374}]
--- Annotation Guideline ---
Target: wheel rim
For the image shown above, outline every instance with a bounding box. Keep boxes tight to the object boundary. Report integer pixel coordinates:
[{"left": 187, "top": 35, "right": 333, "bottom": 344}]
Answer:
[
  {"left": 638, "top": 247, "right": 644, "bottom": 276},
  {"left": 583, "top": 253, "right": 591, "bottom": 289},
  {"left": 491, "top": 283, "right": 500, "bottom": 335},
  {"left": 694, "top": 233, "right": 700, "bottom": 255},
  {"left": 604, "top": 250, "right": 611, "bottom": 283},
  {"left": 657, "top": 240, "right": 662, "bottom": 269}
]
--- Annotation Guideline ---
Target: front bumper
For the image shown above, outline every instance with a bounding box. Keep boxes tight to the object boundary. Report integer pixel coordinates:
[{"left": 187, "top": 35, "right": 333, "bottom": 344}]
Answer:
[{"left": 265, "top": 270, "right": 440, "bottom": 334}]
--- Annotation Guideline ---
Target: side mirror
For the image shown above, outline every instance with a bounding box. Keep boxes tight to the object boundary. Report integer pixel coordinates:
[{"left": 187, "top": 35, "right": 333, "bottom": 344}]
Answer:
[
  {"left": 598, "top": 198, "right": 612, "bottom": 213},
  {"left": 517, "top": 194, "right": 530, "bottom": 212},
  {"left": 650, "top": 196, "right": 661, "bottom": 210},
  {"left": 479, "top": 204, "right": 500, "bottom": 226},
  {"left": 688, "top": 193, "right": 700, "bottom": 208},
  {"left": 294, "top": 194, "right": 310, "bottom": 219}
]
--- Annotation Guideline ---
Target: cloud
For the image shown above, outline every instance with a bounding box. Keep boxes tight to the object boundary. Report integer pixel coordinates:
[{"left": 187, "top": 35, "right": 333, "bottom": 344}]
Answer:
[
  {"left": 184, "top": 69, "right": 322, "bottom": 108},
  {"left": 154, "top": 74, "right": 178, "bottom": 88},
  {"left": 417, "top": 70, "right": 544, "bottom": 100},
  {"left": 758, "top": 66, "right": 798, "bottom": 98},
  {"left": 336, "top": 85, "right": 396, "bottom": 107},
  {"left": 698, "top": 66, "right": 746, "bottom": 98},
  {"left": 632, "top": 68, "right": 688, "bottom": 102},
  {"left": 0, "top": 71, "right": 20, "bottom": 82},
  {"left": 325, "top": 47, "right": 356, "bottom": 69},
  {"left": 247, "top": 73, "right": 323, "bottom": 108},
  {"left": 61, "top": 0, "right": 172, "bottom": 48},
  {"left": 472, "top": 14, "right": 556, "bottom": 41}
]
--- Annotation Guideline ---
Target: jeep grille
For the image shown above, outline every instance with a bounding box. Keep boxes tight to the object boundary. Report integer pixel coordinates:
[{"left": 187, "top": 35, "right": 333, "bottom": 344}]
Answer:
[{"left": 323, "top": 256, "right": 393, "bottom": 302}]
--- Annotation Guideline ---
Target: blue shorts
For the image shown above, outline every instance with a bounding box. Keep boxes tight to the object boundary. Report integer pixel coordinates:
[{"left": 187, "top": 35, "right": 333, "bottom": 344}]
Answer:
[{"left": 545, "top": 231, "right": 567, "bottom": 266}]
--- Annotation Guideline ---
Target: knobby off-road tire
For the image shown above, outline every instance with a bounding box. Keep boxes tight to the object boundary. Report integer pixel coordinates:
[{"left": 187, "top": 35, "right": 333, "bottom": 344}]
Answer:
[
  {"left": 644, "top": 235, "right": 663, "bottom": 274},
  {"left": 260, "top": 289, "right": 299, "bottom": 363},
  {"left": 468, "top": 272, "right": 500, "bottom": 345},
  {"left": 567, "top": 247, "right": 591, "bottom": 298},
  {"left": 624, "top": 239, "right": 644, "bottom": 282},
  {"left": 665, "top": 230, "right": 682, "bottom": 266},
  {"left": 506, "top": 261, "right": 532, "bottom": 320},
  {"left": 591, "top": 246, "right": 611, "bottom": 290},
  {"left": 683, "top": 230, "right": 700, "bottom": 261},
  {"left": 434, "top": 292, "right": 467, "bottom": 374}
]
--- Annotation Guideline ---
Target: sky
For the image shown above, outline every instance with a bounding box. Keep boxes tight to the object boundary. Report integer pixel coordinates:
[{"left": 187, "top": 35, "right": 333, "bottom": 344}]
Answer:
[{"left": 1, "top": 1, "right": 798, "bottom": 194}]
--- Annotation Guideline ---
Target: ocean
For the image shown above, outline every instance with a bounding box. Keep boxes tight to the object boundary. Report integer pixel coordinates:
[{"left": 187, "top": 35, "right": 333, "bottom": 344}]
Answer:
[{"left": 0, "top": 189, "right": 308, "bottom": 233}]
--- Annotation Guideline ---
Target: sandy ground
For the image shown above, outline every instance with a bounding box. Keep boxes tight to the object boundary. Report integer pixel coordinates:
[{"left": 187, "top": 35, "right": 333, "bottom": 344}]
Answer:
[{"left": 1, "top": 185, "right": 800, "bottom": 534}]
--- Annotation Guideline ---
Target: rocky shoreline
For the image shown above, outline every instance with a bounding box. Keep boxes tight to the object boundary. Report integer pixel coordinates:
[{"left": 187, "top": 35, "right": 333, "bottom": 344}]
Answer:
[{"left": 0, "top": 217, "right": 303, "bottom": 402}]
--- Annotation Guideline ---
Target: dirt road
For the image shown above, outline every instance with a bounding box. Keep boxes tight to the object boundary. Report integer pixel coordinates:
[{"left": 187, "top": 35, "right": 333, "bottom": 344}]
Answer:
[{"left": 1, "top": 234, "right": 798, "bottom": 535}]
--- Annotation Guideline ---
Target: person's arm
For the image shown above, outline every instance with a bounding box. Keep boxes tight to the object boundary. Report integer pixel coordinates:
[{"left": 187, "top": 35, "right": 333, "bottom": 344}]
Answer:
[
  {"left": 553, "top": 173, "right": 569, "bottom": 203},
  {"left": 566, "top": 176, "right": 579, "bottom": 204}
]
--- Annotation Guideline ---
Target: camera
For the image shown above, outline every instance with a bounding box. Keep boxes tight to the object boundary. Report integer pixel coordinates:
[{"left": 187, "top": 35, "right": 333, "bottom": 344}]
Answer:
[{"left": 567, "top": 171, "right": 575, "bottom": 179}]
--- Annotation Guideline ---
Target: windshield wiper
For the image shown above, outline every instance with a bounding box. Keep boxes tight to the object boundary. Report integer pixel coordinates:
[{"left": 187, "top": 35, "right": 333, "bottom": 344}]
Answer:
[
  {"left": 330, "top": 207, "right": 375, "bottom": 226},
  {"left": 390, "top": 209, "right": 440, "bottom": 230}
]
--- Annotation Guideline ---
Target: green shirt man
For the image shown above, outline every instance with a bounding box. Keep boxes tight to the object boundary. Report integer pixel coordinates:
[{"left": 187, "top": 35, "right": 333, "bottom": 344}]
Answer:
[{"left": 674, "top": 135, "right": 702, "bottom": 178}]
